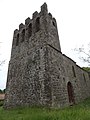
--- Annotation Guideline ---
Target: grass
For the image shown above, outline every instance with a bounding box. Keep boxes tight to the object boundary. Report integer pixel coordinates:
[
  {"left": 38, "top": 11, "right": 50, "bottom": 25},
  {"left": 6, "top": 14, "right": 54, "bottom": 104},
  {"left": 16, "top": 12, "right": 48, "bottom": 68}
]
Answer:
[{"left": 0, "top": 98, "right": 90, "bottom": 120}]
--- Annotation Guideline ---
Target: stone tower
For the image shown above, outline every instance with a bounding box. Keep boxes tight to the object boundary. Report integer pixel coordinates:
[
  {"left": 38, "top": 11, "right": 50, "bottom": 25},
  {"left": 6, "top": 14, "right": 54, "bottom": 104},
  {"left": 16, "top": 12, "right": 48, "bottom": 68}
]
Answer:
[
  {"left": 4, "top": 3, "right": 61, "bottom": 108},
  {"left": 4, "top": 3, "right": 90, "bottom": 109}
]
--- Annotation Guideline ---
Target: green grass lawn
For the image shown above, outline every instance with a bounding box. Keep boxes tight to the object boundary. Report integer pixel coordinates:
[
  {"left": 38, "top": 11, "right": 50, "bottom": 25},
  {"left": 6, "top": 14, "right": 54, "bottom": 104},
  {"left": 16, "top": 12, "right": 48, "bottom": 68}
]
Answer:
[{"left": 0, "top": 98, "right": 90, "bottom": 120}]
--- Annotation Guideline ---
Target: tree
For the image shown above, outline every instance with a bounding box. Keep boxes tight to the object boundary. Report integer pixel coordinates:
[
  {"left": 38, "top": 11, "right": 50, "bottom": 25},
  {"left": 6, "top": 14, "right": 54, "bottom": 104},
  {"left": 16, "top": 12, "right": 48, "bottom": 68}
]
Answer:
[
  {"left": 0, "top": 42, "right": 5, "bottom": 70},
  {"left": 0, "top": 60, "right": 5, "bottom": 66},
  {"left": 74, "top": 43, "right": 90, "bottom": 66},
  {"left": 0, "top": 89, "right": 3, "bottom": 94},
  {"left": 0, "top": 89, "right": 6, "bottom": 94},
  {"left": 82, "top": 67, "right": 90, "bottom": 72},
  {"left": 2, "top": 89, "right": 6, "bottom": 93}
]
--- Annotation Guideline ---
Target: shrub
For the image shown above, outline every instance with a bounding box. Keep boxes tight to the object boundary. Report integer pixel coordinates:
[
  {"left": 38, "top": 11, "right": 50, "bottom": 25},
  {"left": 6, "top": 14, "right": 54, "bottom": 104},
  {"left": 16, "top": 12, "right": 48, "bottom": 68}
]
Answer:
[{"left": 0, "top": 100, "right": 4, "bottom": 106}]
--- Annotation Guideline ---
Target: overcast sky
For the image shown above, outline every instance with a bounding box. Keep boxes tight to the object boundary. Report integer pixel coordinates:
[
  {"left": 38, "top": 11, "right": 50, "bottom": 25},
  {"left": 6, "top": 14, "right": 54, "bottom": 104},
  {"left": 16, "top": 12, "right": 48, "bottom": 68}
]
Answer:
[{"left": 0, "top": 0, "right": 90, "bottom": 89}]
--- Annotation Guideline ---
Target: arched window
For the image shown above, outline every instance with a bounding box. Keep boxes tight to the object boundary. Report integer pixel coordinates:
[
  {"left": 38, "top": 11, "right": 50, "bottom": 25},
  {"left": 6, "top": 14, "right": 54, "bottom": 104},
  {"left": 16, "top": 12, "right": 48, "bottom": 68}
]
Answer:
[
  {"left": 72, "top": 66, "right": 76, "bottom": 77},
  {"left": 28, "top": 23, "right": 32, "bottom": 38},
  {"left": 36, "top": 17, "right": 40, "bottom": 32},
  {"left": 21, "top": 29, "right": 25, "bottom": 42},
  {"left": 16, "top": 33, "right": 19, "bottom": 46}
]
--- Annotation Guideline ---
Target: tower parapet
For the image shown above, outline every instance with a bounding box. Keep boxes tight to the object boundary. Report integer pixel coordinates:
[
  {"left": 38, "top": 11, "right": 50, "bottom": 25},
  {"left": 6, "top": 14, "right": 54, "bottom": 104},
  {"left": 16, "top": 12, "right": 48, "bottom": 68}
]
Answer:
[{"left": 11, "top": 2, "right": 61, "bottom": 54}]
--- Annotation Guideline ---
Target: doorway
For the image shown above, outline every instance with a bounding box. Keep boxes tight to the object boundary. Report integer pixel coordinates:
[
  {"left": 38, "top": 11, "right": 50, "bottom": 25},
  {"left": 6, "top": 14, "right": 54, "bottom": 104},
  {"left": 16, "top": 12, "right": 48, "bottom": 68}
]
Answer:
[{"left": 67, "top": 82, "right": 75, "bottom": 104}]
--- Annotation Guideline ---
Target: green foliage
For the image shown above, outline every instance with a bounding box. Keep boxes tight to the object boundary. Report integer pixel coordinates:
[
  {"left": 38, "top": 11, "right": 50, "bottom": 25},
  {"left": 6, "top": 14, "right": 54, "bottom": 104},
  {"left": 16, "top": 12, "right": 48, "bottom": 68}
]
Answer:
[
  {"left": 0, "top": 89, "right": 3, "bottom": 94},
  {"left": 82, "top": 67, "right": 90, "bottom": 72},
  {"left": 0, "top": 97, "right": 90, "bottom": 120},
  {"left": 0, "top": 100, "right": 4, "bottom": 107},
  {"left": 2, "top": 89, "right": 6, "bottom": 93},
  {"left": 0, "top": 89, "right": 6, "bottom": 94}
]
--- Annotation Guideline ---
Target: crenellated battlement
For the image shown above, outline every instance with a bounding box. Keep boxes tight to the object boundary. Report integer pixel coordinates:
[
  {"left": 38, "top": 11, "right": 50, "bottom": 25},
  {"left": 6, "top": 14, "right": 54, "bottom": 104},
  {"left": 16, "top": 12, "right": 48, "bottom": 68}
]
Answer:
[
  {"left": 13, "top": 3, "right": 48, "bottom": 32},
  {"left": 12, "top": 2, "right": 60, "bottom": 49},
  {"left": 25, "top": 17, "right": 31, "bottom": 25},
  {"left": 32, "top": 11, "right": 39, "bottom": 19}
]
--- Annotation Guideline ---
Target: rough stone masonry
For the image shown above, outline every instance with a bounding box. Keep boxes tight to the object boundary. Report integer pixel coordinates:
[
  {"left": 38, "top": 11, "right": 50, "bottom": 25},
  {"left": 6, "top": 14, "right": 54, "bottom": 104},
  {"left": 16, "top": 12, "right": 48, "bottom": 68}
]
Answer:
[{"left": 4, "top": 3, "right": 90, "bottom": 109}]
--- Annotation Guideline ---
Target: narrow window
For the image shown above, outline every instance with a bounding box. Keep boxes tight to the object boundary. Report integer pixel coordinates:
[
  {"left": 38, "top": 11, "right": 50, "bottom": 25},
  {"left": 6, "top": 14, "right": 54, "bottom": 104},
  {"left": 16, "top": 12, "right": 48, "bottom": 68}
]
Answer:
[
  {"left": 83, "top": 73, "right": 86, "bottom": 83},
  {"left": 72, "top": 66, "right": 76, "bottom": 77},
  {"left": 28, "top": 23, "right": 32, "bottom": 38},
  {"left": 52, "top": 21, "right": 56, "bottom": 27},
  {"left": 16, "top": 34, "right": 19, "bottom": 46},
  {"left": 36, "top": 17, "right": 40, "bottom": 32},
  {"left": 21, "top": 29, "right": 25, "bottom": 42},
  {"left": 63, "top": 77, "right": 65, "bottom": 82}
]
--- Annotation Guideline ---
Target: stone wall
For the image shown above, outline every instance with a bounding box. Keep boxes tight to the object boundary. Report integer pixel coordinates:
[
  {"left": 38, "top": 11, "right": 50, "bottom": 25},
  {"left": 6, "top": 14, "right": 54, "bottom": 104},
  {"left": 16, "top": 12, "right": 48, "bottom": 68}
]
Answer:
[{"left": 47, "top": 44, "right": 90, "bottom": 107}]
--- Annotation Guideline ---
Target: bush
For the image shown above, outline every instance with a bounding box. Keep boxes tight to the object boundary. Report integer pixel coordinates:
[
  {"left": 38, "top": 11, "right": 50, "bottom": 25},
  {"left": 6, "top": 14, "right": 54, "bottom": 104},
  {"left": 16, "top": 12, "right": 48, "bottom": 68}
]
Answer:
[{"left": 0, "top": 100, "right": 4, "bottom": 106}]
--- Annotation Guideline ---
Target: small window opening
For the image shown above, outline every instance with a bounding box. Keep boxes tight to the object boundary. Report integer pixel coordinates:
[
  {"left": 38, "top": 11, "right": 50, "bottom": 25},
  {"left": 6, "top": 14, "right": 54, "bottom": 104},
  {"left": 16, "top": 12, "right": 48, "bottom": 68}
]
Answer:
[
  {"left": 16, "top": 34, "right": 19, "bottom": 46},
  {"left": 52, "top": 21, "right": 56, "bottom": 27},
  {"left": 28, "top": 23, "right": 32, "bottom": 38},
  {"left": 48, "top": 13, "right": 52, "bottom": 18},
  {"left": 57, "top": 76, "right": 59, "bottom": 79},
  {"left": 21, "top": 29, "right": 25, "bottom": 42},
  {"left": 72, "top": 66, "right": 76, "bottom": 77},
  {"left": 63, "top": 77, "right": 65, "bottom": 81},
  {"left": 36, "top": 17, "right": 40, "bottom": 32},
  {"left": 83, "top": 73, "right": 86, "bottom": 83}
]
